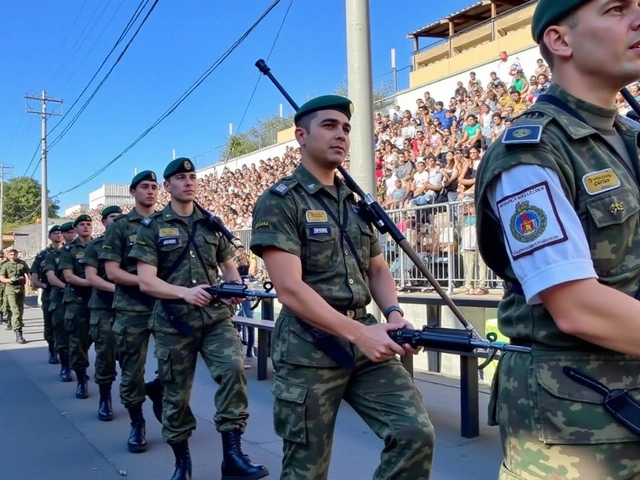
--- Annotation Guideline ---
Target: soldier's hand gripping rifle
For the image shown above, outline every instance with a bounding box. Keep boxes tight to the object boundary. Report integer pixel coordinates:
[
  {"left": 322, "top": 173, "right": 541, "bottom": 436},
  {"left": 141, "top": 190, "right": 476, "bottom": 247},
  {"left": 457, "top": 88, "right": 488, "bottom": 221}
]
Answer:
[
  {"left": 255, "top": 58, "right": 532, "bottom": 367},
  {"left": 204, "top": 280, "right": 277, "bottom": 310}
]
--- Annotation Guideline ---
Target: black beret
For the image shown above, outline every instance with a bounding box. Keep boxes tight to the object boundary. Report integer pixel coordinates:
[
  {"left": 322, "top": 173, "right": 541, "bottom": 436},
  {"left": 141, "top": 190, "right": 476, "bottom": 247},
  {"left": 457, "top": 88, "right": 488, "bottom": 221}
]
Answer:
[
  {"left": 73, "top": 214, "right": 92, "bottom": 227},
  {"left": 164, "top": 158, "right": 195, "bottom": 180},
  {"left": 101, "top": 205, "right": 122, "bottom": 218},
  {"left": 294, "top": 95, "right": 354, "bottom": 125},
  {"left": 60, "top": 222, "right": 75, "bottom": 232},
  {"left": 130, "top": 170, "right": 157, "bottom": 189}
]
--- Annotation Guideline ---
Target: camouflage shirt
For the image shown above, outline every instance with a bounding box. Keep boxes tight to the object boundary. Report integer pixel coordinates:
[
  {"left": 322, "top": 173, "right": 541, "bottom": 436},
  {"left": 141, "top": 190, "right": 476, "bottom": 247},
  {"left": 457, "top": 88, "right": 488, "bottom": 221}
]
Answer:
[
  {"left": 128, "top": 203, "right": 236, "bottom": 321},
  {"left": 43, "top": 247, "right": 66, "bottom": 307},
  {"left": 249, "top": 164, "right": 382, "bottom": 311},
  {"left": 30, "top": 245, "right": 58, "bottom": 301},
  {"left": 99, "top": 209, "right": 156, "bottom": 312},
  {"left": 475, "top": 84, "right": 640, "bottom": 349},
  {"left": 83, "top": 236, "right": 114, "bottom": 310},
  {"left": 59, "top": 237, "right": 92, "bottom": 305},
  {"left": 0, "top": 260, "right": 30, "bottom": 292}
]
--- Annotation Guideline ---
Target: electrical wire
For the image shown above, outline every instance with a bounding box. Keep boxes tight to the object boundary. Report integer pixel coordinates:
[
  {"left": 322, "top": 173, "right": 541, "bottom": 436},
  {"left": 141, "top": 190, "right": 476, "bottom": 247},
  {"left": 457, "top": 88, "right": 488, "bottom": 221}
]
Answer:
[
  {"left": 222, "top": 0, "right": 294, "bottom": 166},
  {"left": 51, "top": 0, "right": 283, "bottom": 199}
]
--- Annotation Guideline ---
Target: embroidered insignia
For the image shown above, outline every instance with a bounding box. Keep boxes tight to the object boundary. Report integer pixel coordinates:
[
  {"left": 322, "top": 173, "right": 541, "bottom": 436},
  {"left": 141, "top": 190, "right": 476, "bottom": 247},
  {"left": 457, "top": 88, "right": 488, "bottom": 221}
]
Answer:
[
  {"left": 184, "top": 160, "right": 192, "bottom": 170},
  {"left": 610, "top": 202, "right": 625, "bottom": 214},
  {"left": 159, "top": 228, "right": 179, "bottom": 238},
  {"left": 306, "top": 210, "right": 328, "bottom": 223},
  {"left": 510, "top": 202, "right": 547, "bottom": 243},
  {"left": 502, "top": 125, "right": 543, "bottom": 144},
  {"left": 255, "top": 221, "right": 269, "bottom": 229},
  {"left": 582, "top": 168, "right": 621, "bottom": 195}
]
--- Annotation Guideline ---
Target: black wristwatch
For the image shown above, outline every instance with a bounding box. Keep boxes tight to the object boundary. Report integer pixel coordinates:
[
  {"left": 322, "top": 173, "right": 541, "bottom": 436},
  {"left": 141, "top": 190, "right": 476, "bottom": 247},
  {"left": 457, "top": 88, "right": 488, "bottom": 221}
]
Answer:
[{"left": 383, "top": 305, "right": 404, "bottom": 320}]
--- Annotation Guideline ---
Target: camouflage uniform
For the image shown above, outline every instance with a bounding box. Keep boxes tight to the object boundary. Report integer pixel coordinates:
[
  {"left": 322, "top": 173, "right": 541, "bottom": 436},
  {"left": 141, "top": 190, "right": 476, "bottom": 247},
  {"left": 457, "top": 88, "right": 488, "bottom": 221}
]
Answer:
[
  {"left": 30, "top": 245, "right": 59, "bottom": 359},
  {"left": 475, "top": 84, "right": 640, "bottom": 479},
  {"left": 250, "top": 164, "right": 435, "bottom": 480},
  {"left": 128, "top": 204, "right": 250, "bottom": 444},
  {"left": 59, "top": 237, "right": 93, "bottom": 396},
  {"left": 0, "top": 258, "right": 30, "bottom": 340},
  {"left": 0, "top": 259, "right": 9, "bottom": 328}
]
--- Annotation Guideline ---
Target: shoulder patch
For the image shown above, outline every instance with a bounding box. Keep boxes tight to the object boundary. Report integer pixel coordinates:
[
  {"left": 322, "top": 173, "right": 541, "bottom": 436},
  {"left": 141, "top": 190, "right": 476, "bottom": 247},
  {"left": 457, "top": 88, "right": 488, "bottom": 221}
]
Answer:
[
  {"left": 270, "top": 179, "right": 298, "bottom": 197},
  {"left": 64, "top": 245, "right": 72, "bottom": 251},
  {"left": 502, "top": 125, "right": 543, "bottom": 145},
  {"left": 141, "top": 217, "right": 154, "bottom": 227}
]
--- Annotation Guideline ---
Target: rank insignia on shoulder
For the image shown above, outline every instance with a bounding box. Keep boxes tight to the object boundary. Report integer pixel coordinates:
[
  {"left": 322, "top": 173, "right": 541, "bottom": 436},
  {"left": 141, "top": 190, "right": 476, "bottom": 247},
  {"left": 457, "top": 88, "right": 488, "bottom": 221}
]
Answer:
[
  {"left": 141, "top": 217, "right": 153, "bottom": 227},
  {"left": 502, "top": 125, "right": 543, "bottom": 145},
  {"left": 270, "top": 180, "right": 297, "bottom": 197}
]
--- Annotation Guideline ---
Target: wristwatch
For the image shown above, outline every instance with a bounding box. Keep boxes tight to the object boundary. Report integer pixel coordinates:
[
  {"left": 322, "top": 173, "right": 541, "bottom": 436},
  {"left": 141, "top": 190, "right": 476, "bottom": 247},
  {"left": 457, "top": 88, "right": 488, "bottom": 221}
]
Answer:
[{"left": 383, "top": 305, "right": 404, "bottom": 320}]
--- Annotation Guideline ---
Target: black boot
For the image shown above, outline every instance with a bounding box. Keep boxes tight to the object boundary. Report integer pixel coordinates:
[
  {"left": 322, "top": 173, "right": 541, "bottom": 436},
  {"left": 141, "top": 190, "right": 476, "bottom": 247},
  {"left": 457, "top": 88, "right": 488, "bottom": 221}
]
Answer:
[
  {"left": 75, "top": 369, "right": 89, "bottom": 399},
  {"left": 221, "top": 430, "right": 269, "bottom": 480},
  {"left": 145, "top": 378, "right": 164, "bottom": 424},
  {"left": 15, "top": 331, "right": 26, "bottom": 344},
  {"left": 59, "top": 353, "right": 73, "bottom": 382},
  {"left": 127, "top": 404, "right": 147, "bottom": 453},
  {"left": 170, "top": 440, "right": 192, "bottom": 480},
  {"left": 98, "top": 383, "right": 113, "bottom": 421},
  {"left": 48, "top": 342, "right": 59, "bottom": 364}
]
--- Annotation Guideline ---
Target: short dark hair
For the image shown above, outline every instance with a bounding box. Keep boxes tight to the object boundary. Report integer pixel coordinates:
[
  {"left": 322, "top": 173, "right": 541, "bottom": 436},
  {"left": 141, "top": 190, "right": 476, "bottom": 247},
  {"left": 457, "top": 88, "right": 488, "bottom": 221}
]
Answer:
[
  {"left": 295, "top": 111, "right": 318, "bottom": 132},
  {"left": 539, "top": 12, "right": 579, "bottom": 70}
]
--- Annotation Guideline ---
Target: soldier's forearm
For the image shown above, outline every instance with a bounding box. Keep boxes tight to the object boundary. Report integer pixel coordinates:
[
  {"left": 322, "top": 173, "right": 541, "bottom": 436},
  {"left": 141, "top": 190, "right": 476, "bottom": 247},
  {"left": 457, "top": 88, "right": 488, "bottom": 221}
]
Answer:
[
  {"left": 104, "top": 262, "right": 139, "bottom": 286},
  {"left": 63, "top": 271, "right": 90, "bottom": 287},
  {"left": 138, "top": 273, "right": 189, "bottom": 300},
  {"left": 85, "top": 271, "right": 115, "bottom": 293},
  {"left": 46, "top": 271, "right": 65, "bottom": 289}
]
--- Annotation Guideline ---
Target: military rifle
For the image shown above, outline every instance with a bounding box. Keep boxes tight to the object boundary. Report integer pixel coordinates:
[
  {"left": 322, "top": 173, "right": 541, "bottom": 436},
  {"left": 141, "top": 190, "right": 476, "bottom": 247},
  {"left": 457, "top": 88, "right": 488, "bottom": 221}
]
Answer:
[
  {"left": 204, "top": 280, "right": 277, "bottom": 310},
  {"left": 255, "top": 59, "right": 532, "bottom": 367}
]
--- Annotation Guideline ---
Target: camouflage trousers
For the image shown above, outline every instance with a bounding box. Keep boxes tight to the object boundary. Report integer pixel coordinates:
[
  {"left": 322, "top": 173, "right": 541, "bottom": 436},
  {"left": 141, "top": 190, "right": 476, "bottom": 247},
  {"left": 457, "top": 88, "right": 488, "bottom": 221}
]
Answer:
[
  {"left": 50, "top": 295, "right": 69, "bottom": 354},
  {"left": 42, "top": 296, "right": 54, "bottom": 344},
  {"left": 271, "top": 314, "right": 435, "bottom": 480},
  {"left": 0, "top": 288, "right": 8, "bottom": 319},
  {"left": 491, "top": 351, "right": 640, "bottom": 480},
  {"left": 65, "top": 304, "right": 93, "bottom": 371},
  {"left": 153, "top": 308, "right": 249, "bottom": 445},
  {"left": 5, "top": 290, "right": 25, "bottom": 332},
  {"left": 90, "top": 308, "right": 117, "bottom": 385}
]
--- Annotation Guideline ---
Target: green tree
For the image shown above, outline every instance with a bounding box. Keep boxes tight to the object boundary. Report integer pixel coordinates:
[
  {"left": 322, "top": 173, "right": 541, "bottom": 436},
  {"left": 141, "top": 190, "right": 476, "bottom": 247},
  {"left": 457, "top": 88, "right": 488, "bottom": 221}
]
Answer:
[
  {"left": 3, "top": 177, "right": 60, "bottom": 231},
  {"left": 220, "top": 113, "right": 294, "bottom": 161}
]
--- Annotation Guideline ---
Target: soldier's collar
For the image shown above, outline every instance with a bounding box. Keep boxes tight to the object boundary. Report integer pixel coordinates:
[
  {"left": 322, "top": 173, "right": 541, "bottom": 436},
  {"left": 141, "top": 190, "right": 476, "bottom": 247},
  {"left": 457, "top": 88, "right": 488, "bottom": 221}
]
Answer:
[
  {"left": 161, "top": 203, "right": 204, "bottom": 222},
  {"left": 293, "top": 164, "right": 351, "bottom": 199}
]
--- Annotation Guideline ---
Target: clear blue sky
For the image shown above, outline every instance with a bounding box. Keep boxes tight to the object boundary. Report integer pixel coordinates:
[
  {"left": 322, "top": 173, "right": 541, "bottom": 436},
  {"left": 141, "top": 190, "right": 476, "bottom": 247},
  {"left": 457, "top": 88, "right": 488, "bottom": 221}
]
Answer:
[{"left": 1, "top": 0, "right": 472, "bottom": 211}]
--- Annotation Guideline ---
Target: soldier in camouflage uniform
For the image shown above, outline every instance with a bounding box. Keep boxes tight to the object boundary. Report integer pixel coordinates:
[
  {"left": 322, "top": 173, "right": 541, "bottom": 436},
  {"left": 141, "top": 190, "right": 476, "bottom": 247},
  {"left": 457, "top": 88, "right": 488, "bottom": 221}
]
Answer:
[
  {"left": 84, "top": 206, "right": 122, "bottom": 422},
  {"left": 129, "top": 158, "right": 268, "bottom": 480},
  {"left": 250, "top": 96, "right": 435, "bottom": 480},
  {"left": 0, "top": 249, "right": 31, "bottom": 344},
  {"left": 44, "top": 222, "right": 77, "bottom": 382},
  {"left": 474, "top": 1, "right": 640, "bottom": 478},
  {"left": 101, "top": 171, "right": 164, "bottom": 453},
  {"left": 59, "top": 214, "right": 94, "bottom": 399},
  {"left": 30, "top": 224, "right": 64, "bottom": 363},
  {"left": 0, "top": 253, "right": 8, "bottom": 329}
]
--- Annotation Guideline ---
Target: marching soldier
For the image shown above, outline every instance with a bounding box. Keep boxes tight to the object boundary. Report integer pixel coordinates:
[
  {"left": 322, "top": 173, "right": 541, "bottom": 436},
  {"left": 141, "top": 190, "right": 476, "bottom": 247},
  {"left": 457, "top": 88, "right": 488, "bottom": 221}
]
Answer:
[
  {"left": 59, "top": 214, "right": 94, "bottom": 399},
  {"left": 0, "top": 249, "right": 31, "bottom": 344},
  {"left": 83, "top": 206, "right": 122, "bottom": 422},
  {"left": 30, "top": 224, "right": 64, "bottom": 363},
  {"left": 129, "top": 158, "right": 268, "bottom": 480}
]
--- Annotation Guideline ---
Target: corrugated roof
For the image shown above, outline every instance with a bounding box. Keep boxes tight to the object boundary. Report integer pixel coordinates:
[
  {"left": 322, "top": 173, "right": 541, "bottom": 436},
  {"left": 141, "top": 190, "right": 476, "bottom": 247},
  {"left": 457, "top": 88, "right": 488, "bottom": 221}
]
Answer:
[{"left": 407, "top": 1, "right": 483, "bottom": 37}]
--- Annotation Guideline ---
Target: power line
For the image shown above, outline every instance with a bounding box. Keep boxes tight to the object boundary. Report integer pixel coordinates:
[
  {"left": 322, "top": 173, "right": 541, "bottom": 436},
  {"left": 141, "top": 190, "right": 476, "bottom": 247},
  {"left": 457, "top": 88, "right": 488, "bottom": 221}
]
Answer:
[
  {"left": 51, "top": 0, "right": 283, "bottom": 200},
  {"left": 223, "top": 0, "right": 294, "bottom": 166}
]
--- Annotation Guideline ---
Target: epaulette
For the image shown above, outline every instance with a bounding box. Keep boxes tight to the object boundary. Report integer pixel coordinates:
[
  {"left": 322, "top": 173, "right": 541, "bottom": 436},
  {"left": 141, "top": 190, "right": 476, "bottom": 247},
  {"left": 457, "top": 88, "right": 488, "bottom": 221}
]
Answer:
[
  {"left": 501, "top": 124, "right": 544, "bottom": 145},
  {"left": 269, "top": 178, "right": 298, "bottom": 197},
  {"left": 112, "top": 213, "right": 127, "bottom": 222},
  {"left": 64, "top": 244, "right": 72, "bottom": 251},
  {"left": 141, "top": 211, "right": 161, "bottom": 227}
]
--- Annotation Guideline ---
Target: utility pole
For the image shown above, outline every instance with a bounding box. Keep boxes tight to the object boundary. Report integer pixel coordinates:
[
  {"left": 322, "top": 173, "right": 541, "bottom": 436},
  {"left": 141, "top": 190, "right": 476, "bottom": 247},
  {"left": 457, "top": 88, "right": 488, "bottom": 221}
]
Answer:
[
  {"left": 25, "top": 90, "right": 63, "bottom": 249},
  {"left": 345, "top": 0, "right": 379, "bottom": 320},
  {"left": 0, "top": 163, "right": 14, "bottom": 249}
]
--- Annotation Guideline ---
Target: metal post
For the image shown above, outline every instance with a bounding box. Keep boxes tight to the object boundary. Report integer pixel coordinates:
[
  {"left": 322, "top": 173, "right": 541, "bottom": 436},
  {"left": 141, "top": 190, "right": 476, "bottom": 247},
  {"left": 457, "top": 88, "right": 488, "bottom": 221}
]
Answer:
[
  {"left": 391, "top": 48, "right": 398, "bottom": 93},
  {"left": 345, "top": 0, "right": 380, "bottom": 320},
  {"left": 0, "top": 163, "right": 13, "bottom": 247},
  {"left": 40, "top": 90, "right": 48, "bottom": 249}
]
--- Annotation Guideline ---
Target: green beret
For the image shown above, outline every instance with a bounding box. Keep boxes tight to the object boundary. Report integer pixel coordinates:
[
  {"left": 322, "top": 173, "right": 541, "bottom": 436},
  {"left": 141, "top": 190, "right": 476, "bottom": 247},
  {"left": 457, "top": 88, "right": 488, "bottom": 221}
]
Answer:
[
  {"left": 73, "top": 214, "right": 92, "bottom": 227},
  {"left": 532, "top": 0, "right": 588, "bottom": 43},
  {"left": 48, "top": 225, "right": 61, "bottom": 234},
  {"left": 163, "top": 157, "right": 195, "bottom": 180},
  {"left": 60, "top": 222, "right": 74, "bottom": 233},
  {"left": 101, "top": 205, "right": 122, "bottom": 218},
  {"left": 294, "top": 95, "right": 354, "bottom": 125},
  {"left": 130, "top": 170, "right": 157, "bottom": 189}
]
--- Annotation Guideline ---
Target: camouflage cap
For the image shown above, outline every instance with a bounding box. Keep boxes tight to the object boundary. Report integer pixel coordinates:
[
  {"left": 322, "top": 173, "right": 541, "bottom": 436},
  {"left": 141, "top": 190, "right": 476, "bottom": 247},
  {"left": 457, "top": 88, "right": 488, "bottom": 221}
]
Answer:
[
  {"left": 130, "top": 170, "right": 157, "bottom": 189},
  {"left": 101, "top": 205, "right": 122, "bottom": 219},
  {"left": 48, "top": 224, "right": 61, "bottom": 234},
  {"left": 60, "top": 222, "right": 75, "bottom": 232},
  {"left": 294, "top": 95, "right": 354, "bottom": 126},
  {"left": 73, "top": 214, "right": 92, "bottom": 227},
  {"left": 532, "top": 0, "right": 589, "bottom": 43},
  {"left": 163, "top": 157, "right": 195, "bottom": 180}
]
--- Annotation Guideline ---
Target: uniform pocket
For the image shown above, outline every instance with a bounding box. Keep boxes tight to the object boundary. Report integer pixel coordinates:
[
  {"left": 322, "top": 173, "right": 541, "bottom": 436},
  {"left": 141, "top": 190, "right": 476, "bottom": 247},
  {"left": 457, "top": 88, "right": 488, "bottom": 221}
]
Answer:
[
  {"left": 154, "top": 346, "right": 173, "bottom": 382},
  {"left": 202, "top": 234, "right": 220, "bottom": 267},
  {"left": 355, "top": 221, "right": 373, "bottom": 270},
  {"left": 271, "top": 377, "right": 308, "bottom": 444},
  {"left": 304, "top": 233, "right": 337, "bottom": 272},
  {"left": 154, "top": 304, "right": 190, "bottom": 333},
  {"left": 111, "top": 321, "right": 127, "bottom": 352},
  {"left": 534, "top": 356, "right": 640, "bottom": 445}
]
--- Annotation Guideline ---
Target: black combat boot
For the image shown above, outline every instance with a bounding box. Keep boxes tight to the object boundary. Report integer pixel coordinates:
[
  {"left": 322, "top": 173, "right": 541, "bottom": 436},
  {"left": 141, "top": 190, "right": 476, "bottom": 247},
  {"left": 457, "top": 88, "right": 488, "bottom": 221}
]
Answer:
[
  {"left": 169, "top": 440, "right": 192, "bottom": 480},
  {"left": 221, "top": 430, "right": 269, "bottom": 480},
  {"left": 47, "top": 341, "right": 59, "bottom": 364},
  {"left": 59, "top": 353, "right": 73, "bottom": 382},
  {"left": 127, "top": 404, "right": 147, "bottom": 453},
  {"left": 145, "top": 377, "right": 164, "bottom": 423},
  {"left": 98, "top": 383, "right": 113, "bottom": 421},
  {"left": 15, "top": 331, "right": 26, "bottom": 344},
  {"left": 75, "top": 369, "right": 89, "bottom": 399}
]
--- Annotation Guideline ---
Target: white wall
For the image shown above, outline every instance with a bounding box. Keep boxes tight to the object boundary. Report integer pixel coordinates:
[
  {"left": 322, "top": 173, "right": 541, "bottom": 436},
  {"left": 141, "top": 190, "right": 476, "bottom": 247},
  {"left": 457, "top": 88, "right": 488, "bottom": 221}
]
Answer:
[
  {"left": 64, "top": 204, "right": 88, "bottom": 217},
  {"left": 394, "top": 45, "right": 542, "bottom": 113}
]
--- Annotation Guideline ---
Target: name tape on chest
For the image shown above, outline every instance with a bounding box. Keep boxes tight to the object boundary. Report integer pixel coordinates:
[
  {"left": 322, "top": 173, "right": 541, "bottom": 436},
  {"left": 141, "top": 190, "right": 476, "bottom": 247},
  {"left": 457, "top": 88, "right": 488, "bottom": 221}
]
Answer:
[
  {"left": 308, "top": 226, "right": 332, "bottom": 237},
  {"left": 497, "top": 181, "right": 568, "bottom": 260},
  {"left": 159, "top": 228, "right": 179, "bottom": 238},
  {"left": 158, "top": 237, "right": 179, "bottom": 248},
  {"left": 582, "top": 168, "right": 621, "bottom": 196},
  {"left": 502, "top": 125, "right": 543, "bottom": 145},
  {"left": 306, "top": 210, "right": 328, "bottom": 223}
]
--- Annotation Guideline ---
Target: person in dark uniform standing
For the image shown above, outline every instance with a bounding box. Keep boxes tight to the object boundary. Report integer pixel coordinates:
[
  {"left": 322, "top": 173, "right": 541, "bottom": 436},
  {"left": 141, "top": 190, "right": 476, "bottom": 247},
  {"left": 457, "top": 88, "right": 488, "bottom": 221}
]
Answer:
[
  {"left": 0, "top": 249, "right": 31, "bottom": 344},
  {"left": 129, "top": 158, "right": 268, "bottom": 480},
  {"left": 250, "top": 96, "right": 435, "bottom": 480},
  {"left": 84, "top": 205, "right": 122, "bottom": 422},
  {"left": 30, "top": 224, "right": 64, "bottom": 363}
]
